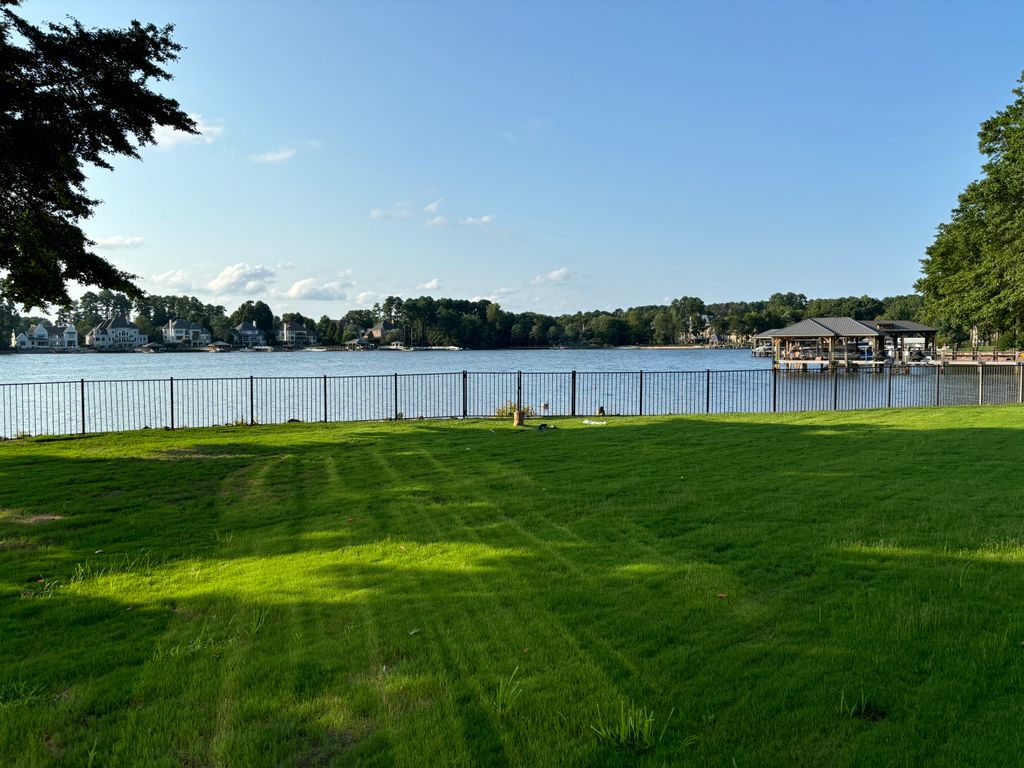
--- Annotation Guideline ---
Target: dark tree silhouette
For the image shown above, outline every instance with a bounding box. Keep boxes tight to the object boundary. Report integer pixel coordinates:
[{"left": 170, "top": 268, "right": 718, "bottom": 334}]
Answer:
[{"left": 1, "top": 1, "right": 196, "bottom": 309}]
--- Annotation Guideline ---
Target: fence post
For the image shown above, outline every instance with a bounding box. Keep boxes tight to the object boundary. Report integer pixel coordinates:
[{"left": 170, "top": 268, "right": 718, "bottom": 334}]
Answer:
[
  {"left": 80, "top": 378, "right": 86, "bottom": 435},
  {"left": 1019, "top": 364, "right": 1023, "bottom": 404},
  {"left": 322, "top": 374, "right": 328, "bottom": 423},
  {"left": 771, "top": 367, "right": 777, "bottom": 413},
  {"left": 516, "top": 371, "right": 522, "bottom": 413},
  {"left": 394, "top": 373, "right": 399, "bottom": 419},
  {"left": 832, "top": 364, "right": 838, "bottom": 410},
  {"left": 571, "top": 371, "right": 577, "bottom": 417},
  {"left": 462, "top": 371, "right": 468, "bottom": 418},
  {"left": 639, "top": 370, "right": 644, "bottom": 416},
  {"left": 886, "top": 366, "right": 892, "bottom": 408},
  {"left": 934, "top": 365, "right": 940, "bottom": 407},
  {"left": 249, "top": 375, "right": 254, "bottom": 425},
  {"left": 978, "top": 363, "right": 984, "bottom": 406},
  {"left": 169, "top": 377, "right": 175, "bottom": 429},
  {"left": 705, "top": 369, "right": 711, "bottom": 414}
]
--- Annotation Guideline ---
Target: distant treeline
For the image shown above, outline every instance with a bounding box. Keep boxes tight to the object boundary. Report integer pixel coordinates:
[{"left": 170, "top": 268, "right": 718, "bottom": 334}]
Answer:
[{"left": 1, "top": 290, "right": 928, "bottom": 349}]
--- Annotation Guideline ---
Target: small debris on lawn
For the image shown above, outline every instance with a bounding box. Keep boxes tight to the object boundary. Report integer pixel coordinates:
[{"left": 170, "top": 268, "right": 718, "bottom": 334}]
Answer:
[
  {"left": 716, "top": 593, "right": 728, "bottom": 600},
  {"left": 408, "top": 628, "right": 421, "bottom": 636},
  {"left": 95, "top": 550, "right": 104, "bottom": 555},
  {"left": 583, "top": 419, "right": 607, "bottom": 426}
]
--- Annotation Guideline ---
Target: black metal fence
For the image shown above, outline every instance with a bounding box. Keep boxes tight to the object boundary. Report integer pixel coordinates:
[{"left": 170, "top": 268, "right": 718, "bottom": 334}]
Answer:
[{"left": 1, "top": 364, "right": 1022, "bottom": 439}]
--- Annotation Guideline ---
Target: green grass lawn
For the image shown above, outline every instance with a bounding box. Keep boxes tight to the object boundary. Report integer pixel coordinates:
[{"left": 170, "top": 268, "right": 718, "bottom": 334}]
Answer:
[{"left": 3, "top": 407, "right": 1024, "bottom": 766}]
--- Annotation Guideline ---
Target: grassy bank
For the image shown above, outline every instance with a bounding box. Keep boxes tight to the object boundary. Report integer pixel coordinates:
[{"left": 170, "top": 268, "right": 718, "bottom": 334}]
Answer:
[{"left": 2, "top": 407, "right": 1024, "bottom": 766}]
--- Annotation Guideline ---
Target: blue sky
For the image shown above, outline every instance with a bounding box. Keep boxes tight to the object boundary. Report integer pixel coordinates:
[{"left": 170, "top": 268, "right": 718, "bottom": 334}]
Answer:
[{"left": 20, "top": 0, "right": 1024, "bottom": 316}]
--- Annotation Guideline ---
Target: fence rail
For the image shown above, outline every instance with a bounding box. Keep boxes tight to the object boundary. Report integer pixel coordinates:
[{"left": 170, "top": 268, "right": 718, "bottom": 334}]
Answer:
[{"left": 2, "top": 364, "right": 1022, "bottom": 439}]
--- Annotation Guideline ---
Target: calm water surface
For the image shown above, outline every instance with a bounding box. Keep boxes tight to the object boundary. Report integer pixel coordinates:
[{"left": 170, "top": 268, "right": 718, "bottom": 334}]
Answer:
[{"left": 0, "top": 347, "right": 767, "bottom": 384}]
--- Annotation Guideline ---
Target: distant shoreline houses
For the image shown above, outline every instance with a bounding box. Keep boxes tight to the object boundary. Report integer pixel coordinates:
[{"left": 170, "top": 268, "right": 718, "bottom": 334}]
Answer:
[{"left": 9, "top": 317, "right": 325, "bottom": 351}]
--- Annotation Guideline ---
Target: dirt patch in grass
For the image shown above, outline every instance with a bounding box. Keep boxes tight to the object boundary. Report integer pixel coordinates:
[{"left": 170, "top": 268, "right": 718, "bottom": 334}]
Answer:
[{"left": 13, "top": 514, "right": 64, "bottom": 525}]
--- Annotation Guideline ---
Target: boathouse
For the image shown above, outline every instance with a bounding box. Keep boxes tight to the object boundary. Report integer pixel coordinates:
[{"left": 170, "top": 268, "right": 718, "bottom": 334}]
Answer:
[{"left": 756, "top": 318, "right": 937, "bottom": 369}]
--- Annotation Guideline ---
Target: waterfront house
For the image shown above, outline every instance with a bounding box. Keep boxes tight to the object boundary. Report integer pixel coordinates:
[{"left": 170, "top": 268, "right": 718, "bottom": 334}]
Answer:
[
  {"left": 10, "top": 323, "right": 78, "bottom": 350},
  {"left": 232, "top": 321, "right": 266, "bottom": 347},
  {"left": 365, "top": 320, "right": 402, "bottom": 342},
  {"left": 86, "top": 317, "right": 148, "bottom": 350},
  {"left": 162, "top": 319, "right": 212, "bottom": 347},
  {"left": 277, "top": 320, "right": 316, "bottom": 347}
]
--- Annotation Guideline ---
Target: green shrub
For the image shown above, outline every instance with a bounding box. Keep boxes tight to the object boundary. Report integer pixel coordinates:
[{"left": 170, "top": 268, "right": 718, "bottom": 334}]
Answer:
[{"left": 494, "top": 401, "right": 536, "bottom": 417}]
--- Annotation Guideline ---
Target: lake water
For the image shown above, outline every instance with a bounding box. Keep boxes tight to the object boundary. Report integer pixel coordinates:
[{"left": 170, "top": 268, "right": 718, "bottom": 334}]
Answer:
[{"left": 0, "top": 347, "right": 767, "bottom": 384}]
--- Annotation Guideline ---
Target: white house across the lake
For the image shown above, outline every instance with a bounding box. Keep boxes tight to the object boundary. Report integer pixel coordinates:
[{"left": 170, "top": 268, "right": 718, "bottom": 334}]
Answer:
[
  {"left": 86, "top": 317, "right": 148, "bottom": 350},
  {"left": 10, "top": 323, "right": 78, "bottom": 350},
  {"left": 162, "top": 319, "right": 212, "bottom": 347}
]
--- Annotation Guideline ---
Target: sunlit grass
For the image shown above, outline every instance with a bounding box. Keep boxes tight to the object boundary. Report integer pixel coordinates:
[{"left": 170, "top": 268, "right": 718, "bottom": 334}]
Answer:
[{"left": 2, "top": 406, "right": 1024, "bottom": 766}]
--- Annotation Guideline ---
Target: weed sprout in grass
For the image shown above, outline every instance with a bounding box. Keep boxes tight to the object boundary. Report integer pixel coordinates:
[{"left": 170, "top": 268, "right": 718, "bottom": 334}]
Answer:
[
  {"left": 0, "top": 679, "right": 45, "bottom": 706},
  {"left": 591, "top": 701, "right": 674, "bottom": 753},
  {"left": 494, "top": 667, "right": 522, "bottom": 717},
  {"left": 838, "top": 689, "right": 886, "bottom": 722}
]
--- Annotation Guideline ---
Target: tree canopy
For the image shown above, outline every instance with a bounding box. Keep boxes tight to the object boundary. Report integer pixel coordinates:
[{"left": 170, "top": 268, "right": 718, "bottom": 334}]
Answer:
[
  {"left": 0, "top": 0, "right": 195, "bottom": 310},
  {"left": 917, "top": 72, "right": 1024, "bottom": 339}
]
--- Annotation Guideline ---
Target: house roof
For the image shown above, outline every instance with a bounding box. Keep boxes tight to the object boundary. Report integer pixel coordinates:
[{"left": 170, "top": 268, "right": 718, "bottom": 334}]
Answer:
[
  {"left": 862, "top": 320, "right": 936, "bottom": 335},
  {"left": 762, "top": 317, "right": 883, "bottom": 339},
  {"left": 235, "top": 321, "right": 260, "bottom": 332},
  {"left": 283, "top": 320, "right": 308, "bottom": 331},
  {"left": 167, "top": 319, "right": 209, "bottom": 332},
  {"left": 761, "top": 317, "right": 937, "bottom": 340},
  {"left": 91, "top": 316, "right": 140, "bottom": 333}
]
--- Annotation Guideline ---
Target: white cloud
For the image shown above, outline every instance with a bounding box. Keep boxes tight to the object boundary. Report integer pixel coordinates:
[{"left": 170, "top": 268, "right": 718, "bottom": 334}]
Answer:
[
  {"left": 423, "top": 198, "right": 444, "bottom": 214},
  {"left": 94, "top": 235, "right": 145, "bottom": 249},
  {"left": 471, "top": 287, "right": 518, "bottom": 303},
  {"left": 418, "top": 278, "right": 440, "bottom": 291},
  {"left": 153, "top": 113, "right": 225, "bottom": 149},
  {"left": 355, "top": 291, "right": 380, "bottom": 305},
  {"left": 426, "top": 216, "right": 446, "bottom": 227},
  {"left": 285, "top": 278, "right": 349, "bottom": 301},
  {"left": 370, "top": 202, "right": 412, "bottom": 220},
  {"left": 459, "top": 214, "right": 495, "bottom": 226},
  {"left": 276, "top": 261, "right": 296, "bottom": 270},
  {"left": 149, "top": 269, "right": 193, "bottom": 291},
  {"left": 532, "top": 267, "right": 571, "bottom": 285},
  {"left": 250, "top": 146, "right": 296, "bottom": 164},
  {"left": 208, "top": 263, "right": 276, "bottom": 294}
]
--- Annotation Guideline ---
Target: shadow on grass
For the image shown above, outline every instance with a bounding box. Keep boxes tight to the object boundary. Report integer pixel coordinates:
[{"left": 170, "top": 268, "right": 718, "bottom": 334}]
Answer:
[{"left": 3, "top": 411, "right": 1024, "bottom": 765}]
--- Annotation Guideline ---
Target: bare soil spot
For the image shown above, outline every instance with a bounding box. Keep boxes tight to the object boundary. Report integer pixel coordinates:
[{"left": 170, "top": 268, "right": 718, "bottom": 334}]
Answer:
[{"left": 16, "top": 514, "right": 65, "bottom": 525}]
